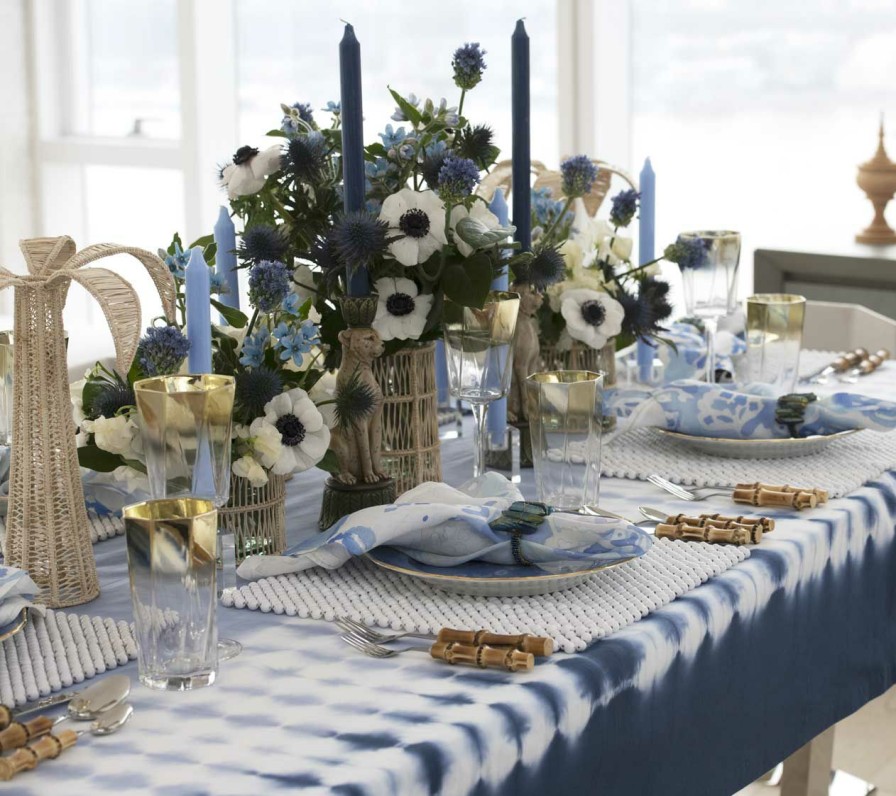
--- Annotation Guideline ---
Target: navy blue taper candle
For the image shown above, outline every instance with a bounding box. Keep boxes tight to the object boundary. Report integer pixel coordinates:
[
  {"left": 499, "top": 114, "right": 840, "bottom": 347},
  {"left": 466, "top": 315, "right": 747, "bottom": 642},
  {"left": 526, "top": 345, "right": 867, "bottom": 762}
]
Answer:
[
  {"left": 339, "top": 23, "right": 369, "bottom": 297},
  {"left": 511, "top": 19, "right": 531, "bottom": 252}
]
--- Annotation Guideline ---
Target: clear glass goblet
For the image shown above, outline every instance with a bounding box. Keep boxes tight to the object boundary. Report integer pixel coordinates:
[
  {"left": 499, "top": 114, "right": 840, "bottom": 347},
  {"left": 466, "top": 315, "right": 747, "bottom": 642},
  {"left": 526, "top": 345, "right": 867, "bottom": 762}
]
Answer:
[
  {"left": 678, "top": 230, "right": 741, "bottom": 383},
  {"left": 443, "top": 291, "right": 520, "bottom": 478},
  {"left": 133, "top": 373, "right": 242, "bottom": 662}
]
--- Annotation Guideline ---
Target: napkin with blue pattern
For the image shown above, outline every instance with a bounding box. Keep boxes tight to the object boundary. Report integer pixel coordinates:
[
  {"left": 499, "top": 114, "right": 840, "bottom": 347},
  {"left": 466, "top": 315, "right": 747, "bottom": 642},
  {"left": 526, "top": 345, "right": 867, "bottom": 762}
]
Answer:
[
  {"left": 236, "top": 472, "right": 651, "bottom": 581},
  {"left": 0, "top": 566, "right": 43, "bottom": 628}
]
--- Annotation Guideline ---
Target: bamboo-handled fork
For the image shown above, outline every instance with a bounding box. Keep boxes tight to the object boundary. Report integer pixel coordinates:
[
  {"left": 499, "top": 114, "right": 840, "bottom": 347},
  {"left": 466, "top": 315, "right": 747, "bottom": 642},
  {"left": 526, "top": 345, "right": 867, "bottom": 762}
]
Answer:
[{"left": 335, "top": 616, "right": 553, "bottom": 656}]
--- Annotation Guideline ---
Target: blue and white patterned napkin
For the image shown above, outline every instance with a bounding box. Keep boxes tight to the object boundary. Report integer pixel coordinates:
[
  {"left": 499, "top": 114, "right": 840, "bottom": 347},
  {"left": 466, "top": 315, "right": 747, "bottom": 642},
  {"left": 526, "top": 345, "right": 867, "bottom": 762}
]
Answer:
[
  {"left": 607, "top": 380, "right": 896, "bottom": 439},
  {"left": 659, "top": 322, "right": 746, "bottom": 382},
  {"left": 237, "top": 472, "right": 651, "bottom": 581},
  {"left": 0, "top": 565, "right": 43, "bottom": 627}
]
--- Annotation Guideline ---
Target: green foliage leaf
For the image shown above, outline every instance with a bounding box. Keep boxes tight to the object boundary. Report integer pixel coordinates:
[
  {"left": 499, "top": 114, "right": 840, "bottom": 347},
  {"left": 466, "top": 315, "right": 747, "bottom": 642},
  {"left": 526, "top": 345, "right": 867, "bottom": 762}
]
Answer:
[
  {"left": 78, "top": 444, "right": 124, "bottom": 473},
  {"left": 441, "top": 253, "right": 492, "bottom": 308},
  {"left": 388, "top": 87, "right": 423, "bottom": 126},
  {"left": 316, "top": 448, "right": 340, "bottom": 474},
  {"left": 210, "top": 300, "right": 249, "bottom": 329},
  {"left": 454, "top": 217, "right": 515, "bottom": 250},
  {"left": 189, "top": 234, "right": 215, "bottom": 250}
]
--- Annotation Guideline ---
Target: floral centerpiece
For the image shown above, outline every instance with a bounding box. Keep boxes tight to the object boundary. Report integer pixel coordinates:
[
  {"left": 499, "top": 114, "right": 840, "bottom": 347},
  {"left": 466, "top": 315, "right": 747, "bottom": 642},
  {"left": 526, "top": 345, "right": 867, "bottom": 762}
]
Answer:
[{"left": 510, "top": 162, "right": 674, "bottom": 381}]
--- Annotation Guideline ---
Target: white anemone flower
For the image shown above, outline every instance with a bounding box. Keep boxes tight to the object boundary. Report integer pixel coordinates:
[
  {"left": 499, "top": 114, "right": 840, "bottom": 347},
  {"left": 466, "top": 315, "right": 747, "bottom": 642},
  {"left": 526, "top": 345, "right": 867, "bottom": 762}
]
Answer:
[
  {"left": 232, "top": 454, "right": 269, "bottom": 487},
  {"left": 253, "top": 388, "right": 330, "bottom": 475},
  {"left": 372, "top": 277, "right": 433, "bottom": 342},
  {"left": 449, "top": 202, "right": 502, "bottom": 257},
  {"left": 378, "top": 188, "right": 447, "bottom": 266},
  {"left": 220, "top": 144, "right": 282, "bottom": 199},
  {"left": 560, "top": 288, "right": 625, "bottom": 349}
]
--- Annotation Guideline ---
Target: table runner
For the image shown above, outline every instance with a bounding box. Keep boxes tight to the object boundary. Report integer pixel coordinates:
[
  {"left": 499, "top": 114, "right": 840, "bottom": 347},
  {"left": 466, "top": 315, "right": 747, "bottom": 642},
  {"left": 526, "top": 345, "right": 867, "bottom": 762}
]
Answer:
[
  {"left": 223, "top": 538, "right": 749, "bottom": 652},
  {"left": 1, "top": 610, "right": 137, "bottom": 708}
]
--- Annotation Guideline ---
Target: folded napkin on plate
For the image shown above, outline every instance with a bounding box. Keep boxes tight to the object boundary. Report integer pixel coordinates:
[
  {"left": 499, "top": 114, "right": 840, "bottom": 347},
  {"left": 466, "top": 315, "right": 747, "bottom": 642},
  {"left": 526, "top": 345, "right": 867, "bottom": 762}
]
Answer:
[
  {"left": 236, "top": 472, "right": 651, "bottom": 581},
  {"left": 0, "top": 565, "right": 44, "bottom": 627},
  {"left": 606, "top": 380, "right": 896, "bottom": 439}
]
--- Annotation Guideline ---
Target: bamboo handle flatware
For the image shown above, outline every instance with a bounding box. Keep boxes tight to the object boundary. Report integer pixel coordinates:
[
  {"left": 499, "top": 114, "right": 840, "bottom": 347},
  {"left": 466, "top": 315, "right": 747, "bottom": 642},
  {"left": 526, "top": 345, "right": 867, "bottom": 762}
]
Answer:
[
  {"left": 0, "top": 716, "right": 55, "bottom": 751},
  {"left": 802, "top": 348, "right": 867, "bottom": 383}
]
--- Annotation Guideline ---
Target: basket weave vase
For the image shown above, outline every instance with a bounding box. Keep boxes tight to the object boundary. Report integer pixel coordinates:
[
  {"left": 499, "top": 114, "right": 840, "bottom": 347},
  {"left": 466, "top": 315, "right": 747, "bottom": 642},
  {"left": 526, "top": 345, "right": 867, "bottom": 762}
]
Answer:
[
  {"left": 371, "top": 342, "right": 441, "bottom": 496},
  {"left": 219, "top": 473, "right": 287, "bottom": 564},
  {"left": 539, "top": 339, "right": 617, "bottom": 386},
  {"left": 0, "top": 236, "right": 175, "bottom": 608}
]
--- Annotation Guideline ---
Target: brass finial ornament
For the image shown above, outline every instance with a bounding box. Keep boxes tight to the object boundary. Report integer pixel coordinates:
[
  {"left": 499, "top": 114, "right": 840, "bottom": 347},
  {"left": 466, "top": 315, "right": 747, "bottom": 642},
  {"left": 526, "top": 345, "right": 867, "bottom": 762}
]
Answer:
[{"left": 856, "top": 114, "right": 896, "bottom": 245}]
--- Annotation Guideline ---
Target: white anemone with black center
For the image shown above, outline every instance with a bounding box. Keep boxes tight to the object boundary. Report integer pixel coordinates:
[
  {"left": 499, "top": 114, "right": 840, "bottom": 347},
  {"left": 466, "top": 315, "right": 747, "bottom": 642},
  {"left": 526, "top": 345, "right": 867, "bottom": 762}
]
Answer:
[
  {"left": 372, "top": 276, "right": 434, "bottom": 342},
  {"left": 560, "top": 287, "right": 625, "bottom": 349},
  {"left": 378, "top": 188, "right": 447, "bottom": 266},
  {"left": 219, "top": 144, "right": 282, "bottom": 199},
  {"left": 252, "top": 387, "right": 331, "bottom": 475}
]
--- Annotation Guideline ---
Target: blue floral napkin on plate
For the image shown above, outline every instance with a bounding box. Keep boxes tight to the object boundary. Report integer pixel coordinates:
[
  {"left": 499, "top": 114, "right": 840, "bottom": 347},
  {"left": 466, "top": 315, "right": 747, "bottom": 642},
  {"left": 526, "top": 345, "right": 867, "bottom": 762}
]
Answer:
[
  {"left": 606, "top": 380, "right": 896, "bottom": 439},
  {"left": 0, "top": 566, "right": 43, "bottom": 628},
  {"left": 236, "top": 472, "right": 651, "bottom": 581}
]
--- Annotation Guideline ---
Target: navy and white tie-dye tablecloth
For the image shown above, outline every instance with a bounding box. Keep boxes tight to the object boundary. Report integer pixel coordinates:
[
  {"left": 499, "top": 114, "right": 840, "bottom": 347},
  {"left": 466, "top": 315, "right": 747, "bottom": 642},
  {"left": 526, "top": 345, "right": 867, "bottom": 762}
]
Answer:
[{"left": 11, "top": 361, "right": 896, "bottom": 796}]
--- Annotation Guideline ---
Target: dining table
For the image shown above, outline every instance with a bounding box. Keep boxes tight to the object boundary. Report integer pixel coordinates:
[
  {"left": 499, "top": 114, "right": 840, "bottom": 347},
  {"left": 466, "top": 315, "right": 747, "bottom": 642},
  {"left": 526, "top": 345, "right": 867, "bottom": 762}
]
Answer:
[{"left": 8, "top": 359, "right": 896, "bottom": 796}]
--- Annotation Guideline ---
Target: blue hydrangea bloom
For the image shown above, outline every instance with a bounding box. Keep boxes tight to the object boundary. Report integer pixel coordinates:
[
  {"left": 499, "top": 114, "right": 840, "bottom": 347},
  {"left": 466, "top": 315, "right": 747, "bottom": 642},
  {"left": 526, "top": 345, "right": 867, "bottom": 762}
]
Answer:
[
  {"left": 137, "top": 325, "right": 191, "bottom": 377},
  {"left": 452, "top": 42, "right": 487, "bottom": 90},
  {"left": 239, "top": 328, "right": 270, "bottom": 368},
  {"left": 248, "top": 260, "right": 290, "bottom": 313},
  {"left": 560, "top": 155, "right": 599, "bottom": 198},
  {"left": 437, "top": 156, "right": 480, "bottom": 200}
]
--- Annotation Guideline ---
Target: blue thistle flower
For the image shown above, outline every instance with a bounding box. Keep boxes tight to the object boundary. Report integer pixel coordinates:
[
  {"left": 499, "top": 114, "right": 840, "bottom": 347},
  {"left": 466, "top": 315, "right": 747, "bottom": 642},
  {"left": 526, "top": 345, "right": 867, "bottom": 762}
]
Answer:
[
  {"left": 239, "top": 327, "right": 270, "bottom": 368},
  {"left": 452, "top": 42, "right": 487, "bottom": 91},
  {"left": 437, "top": 156, "right": 480, "bottom": 201},
  {"left": 560, "top": 155, "right": 599, "bottom": 198},
  {"left": 619, "top": 278, "right": 673, "bottom": 339},
  {"left": 239, "top": 224, "right": 288, "bottom": 264},
  {"left": 87, "top": 381, "right": 136, "bottom": 420},
  {"left": 248, "top": 260, "right": 290, "bottom": 313},
  {"left": 518, "top": 245, "right": 566, "bottom": 290},
  {"left": 664, "top": 236, "right": 709, "bottom": 270},
  {"left": 235, "top": 367, "right": 283, "bottom": 421},
  {"left": 282, "top": 131, "right": 328, "bottom": 183},
  {"left": 609, "top": 189, "right": 640, "bottom": 228},
  {"left": 136, "top": 325, "right": 191, "bottom": 377},
  {"left": 281, "top": 102, "right": 315, "bottom": 135},
  {"left": 331, "top": 211, "right": 389, "bottom": 269},
  {"left": 456, "top": 125, "right": 497, "bottom": 169}
]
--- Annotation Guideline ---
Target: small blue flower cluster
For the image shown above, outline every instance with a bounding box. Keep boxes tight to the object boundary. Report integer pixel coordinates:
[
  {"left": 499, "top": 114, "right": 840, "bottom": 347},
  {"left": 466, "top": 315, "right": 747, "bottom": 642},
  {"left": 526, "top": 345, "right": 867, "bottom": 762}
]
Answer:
[
  {"left": 391, "top": 93, "right": 420, "bottom": 123},
  {"left": 664, "top": 236, "right": 709, "bottom": 270},
  {"left": 560, "top": 155, "right": 599, "bottom": 198},
  {"left": 531, "top": 187, "right": 572, "bottom": 228},
  {"left": 240, "top": 328, "right": 270, "bottom": 368},
  {"left": 452, "top": 42, "right": 487, "bottom": 91},
  {"left": 136, "top": 325, "right": 191, "bottom": 377},
  {"left": 322, "top": 101, "right": 340, "bottom": 115},
  {"left": 248, "top": 260, "right": 290, "bottom": 313},
  {"left": 437, "top": 156, "right": 480, "bottom": 201},
  {"left": 609, "top": 189, "right": 640, "bottom": 228},
  {"left": 281, "top": 102, "right": 315, "bottom": 136},
  {"left": 209, "top": 271, "right": 229, "bottom": 296},
  {"left": 160, "top": 243, "right": 190, "bottom": 280},
  {"left": 273, "top": 319, "right": 319, "bottom": 367}
]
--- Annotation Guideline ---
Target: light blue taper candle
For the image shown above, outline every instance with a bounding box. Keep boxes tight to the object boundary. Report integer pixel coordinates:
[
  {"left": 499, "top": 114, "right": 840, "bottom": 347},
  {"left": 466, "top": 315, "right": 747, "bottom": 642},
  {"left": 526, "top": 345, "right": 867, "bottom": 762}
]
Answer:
[
  {"left": 637, "top": 158, "right": 657, "bottom": 382},
  {"left": 214, "top": 206, "right": 240, "bottom": 315},
  {"left": 487, "top": 187, "right": 511, "bottom": 444},
  {"left": 186, "top": 246, "right": 212, "bottom": 374}
]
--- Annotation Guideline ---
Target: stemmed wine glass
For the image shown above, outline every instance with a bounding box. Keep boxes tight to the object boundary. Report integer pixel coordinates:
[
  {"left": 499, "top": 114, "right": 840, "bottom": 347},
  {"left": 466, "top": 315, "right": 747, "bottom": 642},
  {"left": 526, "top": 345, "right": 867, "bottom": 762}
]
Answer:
[
  {"left": 133, "top": 374, "right": 242, "bottom": 661},
  {"left": 442, "top": 291, "right": 520, "bottom": 478},
  {"left": 678, "top": 230, "right": 741, "bottom": 382}
]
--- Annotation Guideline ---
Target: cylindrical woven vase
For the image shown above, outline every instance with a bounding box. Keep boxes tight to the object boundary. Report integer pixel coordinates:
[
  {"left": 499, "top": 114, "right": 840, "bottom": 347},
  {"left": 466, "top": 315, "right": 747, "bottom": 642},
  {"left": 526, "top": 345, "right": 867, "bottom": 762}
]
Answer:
[
  {"left": 540, "top": 339, "right": 617, "bottom": 387},
  {"left": 371, "top": 342, "right": 441, "bottom": 496},
  {"left": 219, "top": 473, "right": 287, "bottom": 563}
]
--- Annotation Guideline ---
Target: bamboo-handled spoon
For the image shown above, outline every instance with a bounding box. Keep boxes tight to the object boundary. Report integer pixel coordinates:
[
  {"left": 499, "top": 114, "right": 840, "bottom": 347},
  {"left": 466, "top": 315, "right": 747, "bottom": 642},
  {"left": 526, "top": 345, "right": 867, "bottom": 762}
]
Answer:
[{"left": 0, "top": 702, "right": 133, "bottom": 781}]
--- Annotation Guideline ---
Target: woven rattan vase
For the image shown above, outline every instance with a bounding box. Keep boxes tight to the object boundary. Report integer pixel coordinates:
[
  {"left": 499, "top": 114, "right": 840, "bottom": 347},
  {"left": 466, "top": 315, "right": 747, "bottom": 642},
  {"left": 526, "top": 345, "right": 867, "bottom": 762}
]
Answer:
[
  {"left": 220, "top": 473, "right": 286, "bottom": 564},
  {"left": 371, "top": 342, "right": 441, "bottom": 496},
  {"left": 540, "top": 339, "right": 617, "bottom": 386},
  {"left": 0, "top": 237, "right": 175, "bottom": 608}
]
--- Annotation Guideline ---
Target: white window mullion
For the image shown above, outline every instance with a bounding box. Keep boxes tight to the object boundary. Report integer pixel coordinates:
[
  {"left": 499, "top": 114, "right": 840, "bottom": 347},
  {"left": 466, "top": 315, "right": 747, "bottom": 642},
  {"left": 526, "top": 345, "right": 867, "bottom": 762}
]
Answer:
[{"left": 177, "top": 0, "right": 238, "bottom": 244}]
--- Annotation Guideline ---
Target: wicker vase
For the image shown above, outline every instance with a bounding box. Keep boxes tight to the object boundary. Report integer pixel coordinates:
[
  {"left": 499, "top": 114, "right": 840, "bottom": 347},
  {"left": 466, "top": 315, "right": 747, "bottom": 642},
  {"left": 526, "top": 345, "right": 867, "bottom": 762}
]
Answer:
[
  {"left": 371, "top": 342, "right": 441, "bottom": 495},
  {"left": 539, "top": 339, "right": 617, "bottom": 386},
  {"left": 219, "top": 473, "right": 287, "bottom": 564}
]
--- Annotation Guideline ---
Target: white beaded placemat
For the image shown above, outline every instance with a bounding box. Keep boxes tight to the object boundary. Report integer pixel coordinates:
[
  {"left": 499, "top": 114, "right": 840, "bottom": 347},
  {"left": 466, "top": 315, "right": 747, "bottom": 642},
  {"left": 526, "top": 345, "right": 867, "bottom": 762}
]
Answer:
[
  {"left": 222, "top": 538, "right": 749, "bottom": 653},
  {"left": 0, "top": 610, "right": 137, "bottom": 709}
]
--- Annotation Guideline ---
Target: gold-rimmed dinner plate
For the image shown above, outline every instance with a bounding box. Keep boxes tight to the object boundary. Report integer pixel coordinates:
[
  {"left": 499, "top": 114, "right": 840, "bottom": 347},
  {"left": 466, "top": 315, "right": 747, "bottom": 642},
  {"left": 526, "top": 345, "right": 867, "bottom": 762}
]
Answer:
[
  {"left": 0, "top": 607, "right": 28, "bottom": 643},
  {"left": 652, "top": 427, "right": 858, "bottom": 459},
  {"left": 365, "top": 548, "right": 635, "bottom": 597}
]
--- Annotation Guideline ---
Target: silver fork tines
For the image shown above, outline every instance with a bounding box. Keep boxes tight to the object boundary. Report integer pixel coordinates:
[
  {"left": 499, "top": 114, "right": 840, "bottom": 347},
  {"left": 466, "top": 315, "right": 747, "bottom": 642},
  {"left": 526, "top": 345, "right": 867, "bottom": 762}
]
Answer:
[
  {"left": 336, "top": 617, "right": 413, "bottom": 645},
  {"left": 647, "top": 474, "right": 733, "bottom": 502}
]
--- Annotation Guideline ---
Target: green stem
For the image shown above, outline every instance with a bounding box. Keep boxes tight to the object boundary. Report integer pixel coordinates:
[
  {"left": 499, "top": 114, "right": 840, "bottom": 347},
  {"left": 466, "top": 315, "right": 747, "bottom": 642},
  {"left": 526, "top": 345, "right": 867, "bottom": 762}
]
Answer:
[
  {"left": 244, "top": 307, "right": 260, "bottom": 340},
  {"left": 615, "top": 257, "right": 663, "bottom": 280},
  {"left": 458, "top": 89, "right": 466, "bottom": 118},
  {"left": 540, "top": 196, "right": 574, "bottom": 246}
]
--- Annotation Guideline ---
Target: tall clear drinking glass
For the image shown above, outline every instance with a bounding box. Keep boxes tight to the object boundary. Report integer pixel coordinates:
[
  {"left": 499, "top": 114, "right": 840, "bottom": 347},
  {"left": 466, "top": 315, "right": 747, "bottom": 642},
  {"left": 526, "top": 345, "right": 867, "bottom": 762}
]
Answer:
[
  {"left": 745, "top": 294, "right": 806, "bottom": 394},
  {"left": 678, "top": 230, "right": 741, "bottom": 382},
  {"left": 133, "top": 374, "right": 242, "bottom": 661},
  {"left": 123, "top": 497, "right": 218, "bottom": 691},
  {"left": 526, "top": 371, "right": 603, "bottom": 512},
  {"left": 443, "top": 291, "right": 520, "bottom": 478}
]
